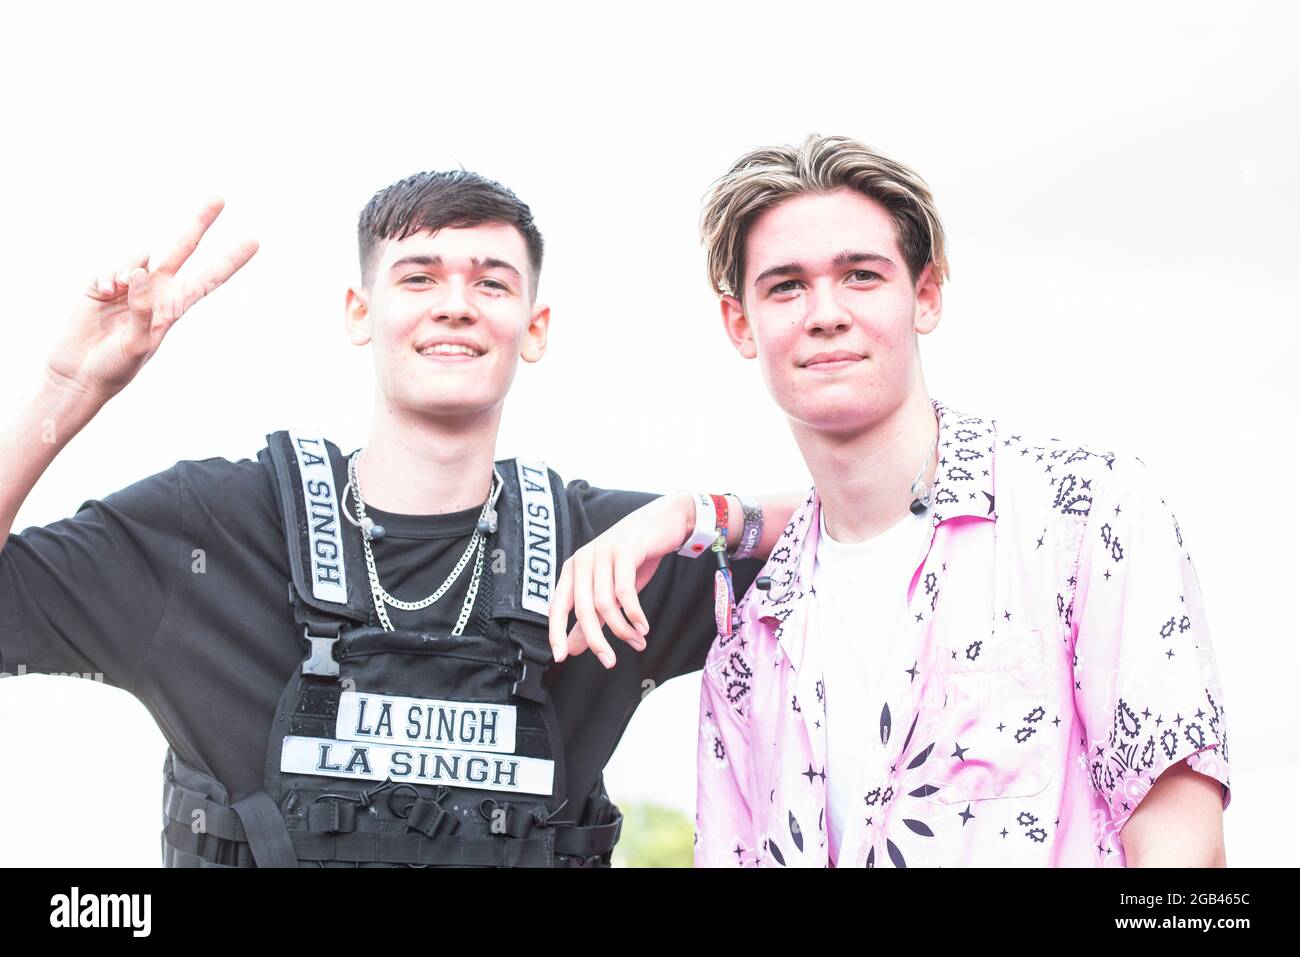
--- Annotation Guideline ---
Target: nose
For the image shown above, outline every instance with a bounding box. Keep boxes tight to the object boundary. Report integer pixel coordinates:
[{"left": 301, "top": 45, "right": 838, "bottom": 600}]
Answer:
[
  {"left": 803, "top": 282, "right": 852, "bottom": 335},
  {"left": 432, "top": 277, "right": 478, "bottom": 323}
]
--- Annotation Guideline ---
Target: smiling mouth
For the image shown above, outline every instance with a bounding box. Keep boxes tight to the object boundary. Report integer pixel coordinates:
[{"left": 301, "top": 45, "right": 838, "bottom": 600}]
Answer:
[{"left": 415, "top": 344, "right": 483, "bottom": 359}]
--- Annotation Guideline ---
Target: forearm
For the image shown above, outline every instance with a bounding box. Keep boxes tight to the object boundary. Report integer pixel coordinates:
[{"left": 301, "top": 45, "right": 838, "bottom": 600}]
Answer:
[{"left": 0, "top": 372, "right": 106, "bottom": 544}]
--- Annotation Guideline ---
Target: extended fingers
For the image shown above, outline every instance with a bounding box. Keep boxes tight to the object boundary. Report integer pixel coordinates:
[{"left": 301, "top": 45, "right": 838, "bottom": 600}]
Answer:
[
  {"left": 194, "top": 237, "right": 259, "bottom": 297},
  {"left": 549, "top": 558, "right": 576, "bottom": 662},
  {"left": 569, "top": 548, "right": 616, "bottom": 669},
  {"left": 592, "top": 547, "right": 644, "bottom": 652},
  {"left": 152, "top": 237, "right": 258, "bottom": 330},
  {"left": 153, "top": 279, "right": 201, "bottom": 330},
  {"left": 613, "top": 550, "right": 650, "bottom": 645},
  {"left": 154, "top": 196, "right": 225, "bottom": 277}
]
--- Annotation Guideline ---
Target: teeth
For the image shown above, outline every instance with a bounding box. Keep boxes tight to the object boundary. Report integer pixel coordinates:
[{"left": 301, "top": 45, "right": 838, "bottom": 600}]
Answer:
[{"left": 418, "top": 343, "right": 480, "bottom": 357}]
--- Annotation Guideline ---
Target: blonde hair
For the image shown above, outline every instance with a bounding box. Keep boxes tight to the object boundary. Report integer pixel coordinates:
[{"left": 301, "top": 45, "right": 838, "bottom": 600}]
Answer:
[{"left": 700, "top": 134, "right": 950, "bottom": 299}]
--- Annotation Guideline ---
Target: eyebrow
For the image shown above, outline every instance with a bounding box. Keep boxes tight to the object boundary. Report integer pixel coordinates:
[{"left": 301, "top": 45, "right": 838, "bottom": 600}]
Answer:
[
  {"left": 752, "top": 250, "right": 898, "bottom": 288},
  {"left": 387, "top": 255, "right": 523, "bottom": 281}
]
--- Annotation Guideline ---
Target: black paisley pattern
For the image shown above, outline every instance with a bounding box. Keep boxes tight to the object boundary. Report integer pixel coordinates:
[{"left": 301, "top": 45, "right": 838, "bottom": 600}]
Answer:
[{"left": 695, "top": 398, "right": 1231, "bottom": 868}]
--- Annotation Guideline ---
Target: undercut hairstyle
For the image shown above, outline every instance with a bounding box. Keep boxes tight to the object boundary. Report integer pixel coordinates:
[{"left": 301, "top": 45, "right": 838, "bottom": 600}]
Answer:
[
  {"left": 699, "top": 134, "right": 950, "bottom": 300},
  {"left": 357, "top": 169, "right": 544, "bottom": 298}
]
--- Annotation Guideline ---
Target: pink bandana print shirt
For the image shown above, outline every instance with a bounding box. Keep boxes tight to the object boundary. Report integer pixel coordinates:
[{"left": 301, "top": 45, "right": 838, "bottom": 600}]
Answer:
[{"left": 696, "top": 398, "right": 1231, "bottom": 867}]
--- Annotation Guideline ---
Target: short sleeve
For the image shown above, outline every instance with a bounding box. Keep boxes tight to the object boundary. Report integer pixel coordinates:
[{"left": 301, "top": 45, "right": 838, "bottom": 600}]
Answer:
[
  {"left": 1069, "top": 455, "right": 1231, "bottom": 834},
  {"left": 695, "top": 661, "right": 758, "bottom": 867},
  {"left": 562, "top": 480, "right": 762, "bottom": 686},
  {"left": 0, "top": 464, "right": 183, "bottom": 693}
]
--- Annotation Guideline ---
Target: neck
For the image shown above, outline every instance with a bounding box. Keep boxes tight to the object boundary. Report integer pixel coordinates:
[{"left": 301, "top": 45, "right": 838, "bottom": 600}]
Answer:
[
  {"left": 356, "top": 394, "right": 502, "bottom": 515},
  {"left": 790, "top": 389, "right": 939, "bottom": 544}
]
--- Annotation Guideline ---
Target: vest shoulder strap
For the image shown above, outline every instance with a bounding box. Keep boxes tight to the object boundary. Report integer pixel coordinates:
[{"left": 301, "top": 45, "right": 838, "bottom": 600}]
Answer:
[
  {"left": 262, "top": 429, "right": 372, "bottom": 629},
  {"left": 261, "top": 432, "right": 574, "bottom": 639},
  {"left": 488, "top": 457, "right": 573, "bottom": 632}
]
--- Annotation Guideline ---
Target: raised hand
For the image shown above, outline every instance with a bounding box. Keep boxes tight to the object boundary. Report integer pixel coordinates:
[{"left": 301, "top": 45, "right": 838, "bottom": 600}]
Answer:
[
  {"left": 547, "top": 492, "right": 697, "bottom": 669},
  {"left": 45, "top": 197, "right": 258, "bottom": 402}
]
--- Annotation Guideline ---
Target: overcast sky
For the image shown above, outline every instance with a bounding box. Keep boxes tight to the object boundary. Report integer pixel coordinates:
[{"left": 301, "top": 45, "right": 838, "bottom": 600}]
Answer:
[{"left": 1, "top": 0, "right": 1295, "bottom": 866}]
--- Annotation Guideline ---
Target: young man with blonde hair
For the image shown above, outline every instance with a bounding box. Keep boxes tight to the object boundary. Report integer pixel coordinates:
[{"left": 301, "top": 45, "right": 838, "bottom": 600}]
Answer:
[{"left": 689, "top": 134, "right": 1231, "bottom": 867}]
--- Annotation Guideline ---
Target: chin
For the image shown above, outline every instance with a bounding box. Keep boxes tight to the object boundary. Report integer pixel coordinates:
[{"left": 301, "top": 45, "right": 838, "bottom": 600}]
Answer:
[
  {"left": 399, "top": 389, "right": 502, "bottom": 419},
  {"left": 783, "top": 395, "right": 883, "bottom": 434}
]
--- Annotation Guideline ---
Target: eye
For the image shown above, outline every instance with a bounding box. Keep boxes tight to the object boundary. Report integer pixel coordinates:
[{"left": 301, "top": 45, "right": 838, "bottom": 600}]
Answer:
[
  {"left": 848, "top": 270, "right": 880, "bottom": 282},
  {"left": 479, "top": 279, "right": 509, "bottom": 291},
  {"left": 404, "top": 275, "right": 433, "bottom": 285},
  {"left": 771, "top": 279, "right": 802, "bottom": 294}
]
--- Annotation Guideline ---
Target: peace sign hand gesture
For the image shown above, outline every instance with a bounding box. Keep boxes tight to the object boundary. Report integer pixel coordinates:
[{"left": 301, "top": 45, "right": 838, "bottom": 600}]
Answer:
[{"left": 45, "top": 197, "right": 258, "bottom": 403}]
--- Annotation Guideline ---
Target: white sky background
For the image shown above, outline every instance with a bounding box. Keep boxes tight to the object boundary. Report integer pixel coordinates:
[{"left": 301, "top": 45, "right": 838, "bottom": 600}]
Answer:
[{"left": 0, "top": 0, "right": 1295, "bottom": 866}]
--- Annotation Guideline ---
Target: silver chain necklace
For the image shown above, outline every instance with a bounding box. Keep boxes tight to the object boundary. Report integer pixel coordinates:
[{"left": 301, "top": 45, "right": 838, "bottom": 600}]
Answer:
[{"left": 341, "top": 449, "right": 503, "bottom": 635}]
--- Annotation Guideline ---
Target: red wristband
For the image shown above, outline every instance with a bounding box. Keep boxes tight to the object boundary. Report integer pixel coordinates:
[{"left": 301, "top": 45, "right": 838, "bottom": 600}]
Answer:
[{"left": 709, "top": 494, "right": 729, "bottom": 537}]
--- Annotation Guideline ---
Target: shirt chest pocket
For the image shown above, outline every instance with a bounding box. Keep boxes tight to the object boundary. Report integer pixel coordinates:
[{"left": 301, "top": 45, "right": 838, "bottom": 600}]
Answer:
[{"left": 923, "top": 628, "right": 1059, "bottom": 805}]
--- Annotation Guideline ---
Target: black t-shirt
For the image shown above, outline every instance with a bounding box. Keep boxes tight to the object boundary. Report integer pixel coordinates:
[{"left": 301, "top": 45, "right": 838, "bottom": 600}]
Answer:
[{"left": 0, "top": 444, "right": 760, "bottom": 819}]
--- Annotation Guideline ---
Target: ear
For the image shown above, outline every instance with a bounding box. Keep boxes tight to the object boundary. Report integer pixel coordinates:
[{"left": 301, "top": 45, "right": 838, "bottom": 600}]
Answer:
[
  {"left": 345, "top": 285, "right": 372, "bottom": 346},
  {"left": 720, "top": 294, "right": 758, "bottom": 359},
  {"left": 913, "top": 263, "right": 942, "bottom": 335},
  {"left": 520, "top": 302, "right": 550, "bottom": 363}
]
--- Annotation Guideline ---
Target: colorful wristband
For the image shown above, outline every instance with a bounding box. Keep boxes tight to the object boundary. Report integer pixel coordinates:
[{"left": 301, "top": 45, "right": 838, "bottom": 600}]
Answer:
[
  {"left": 728, "top": 493, "right": 763, "bottom": 561},
  {"left": 677, "top": 491, "right": 719, "bottom": 557}
]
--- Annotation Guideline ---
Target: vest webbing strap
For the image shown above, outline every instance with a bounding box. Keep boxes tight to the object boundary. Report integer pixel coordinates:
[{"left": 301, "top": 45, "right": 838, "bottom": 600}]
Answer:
[
  {"left": 162, "top": 821, "right": 254, "bottom": 866},
  {"left": 232, "top": 791, "right": 299, "bottom": 868},
  {"left": 287, "top": 830, "right": 554, "bottom": 867},
  {"left": 162, "top": 843, "right": 239, "bottom": 868},
  {"left": 163, "top": 777, "right": 248, "bottom": 842},
  {"left": 553, "top": 815, "right": 623, "bottom": 858},
  {"left": 161, "top": 809, "right": 621, "bottom": 866}
]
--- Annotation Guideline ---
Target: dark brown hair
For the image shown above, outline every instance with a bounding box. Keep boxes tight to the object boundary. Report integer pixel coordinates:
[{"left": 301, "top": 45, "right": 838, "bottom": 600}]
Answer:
[{"left": 357, "top": 170, "right": 544, "bottom": 297}]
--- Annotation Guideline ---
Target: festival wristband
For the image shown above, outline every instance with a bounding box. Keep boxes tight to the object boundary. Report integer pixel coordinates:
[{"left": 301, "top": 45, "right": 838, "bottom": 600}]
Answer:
[
  {"left": 709, "top": 493, "right": 729, "bottom": 554},
  {"left": 708, "top": 494, "right": 735, "bottom": 637},
  {"left": 728, "top": 492, "right": 763, "bottom": 561},
  {"left": 677, "top": 491, "right": 719, "bottom": 557}
]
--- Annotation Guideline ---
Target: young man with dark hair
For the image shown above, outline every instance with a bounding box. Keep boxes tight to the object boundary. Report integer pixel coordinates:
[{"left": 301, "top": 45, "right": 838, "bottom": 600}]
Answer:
[{"left": 0, "top": 170, "right": 797, "bottom": 867}]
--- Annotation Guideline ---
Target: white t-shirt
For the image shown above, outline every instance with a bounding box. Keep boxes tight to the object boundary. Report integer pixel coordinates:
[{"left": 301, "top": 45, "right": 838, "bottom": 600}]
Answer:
[{"left": 811, "top": 503, "right": 932, "bottom": 866}]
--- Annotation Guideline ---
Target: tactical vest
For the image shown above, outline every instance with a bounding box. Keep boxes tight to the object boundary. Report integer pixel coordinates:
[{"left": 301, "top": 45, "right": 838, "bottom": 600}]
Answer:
[{"left": 159, "top": 430, "right": 623, "bottom": 867}]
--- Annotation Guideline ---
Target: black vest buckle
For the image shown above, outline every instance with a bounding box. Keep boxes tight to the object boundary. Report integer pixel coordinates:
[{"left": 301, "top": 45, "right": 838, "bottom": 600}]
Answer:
[
  {"left": 511, "top": 647, "right": 546, "bottom": 703},
  {"left": 301, "top": 622, "right": 344, "bottom": 677}
]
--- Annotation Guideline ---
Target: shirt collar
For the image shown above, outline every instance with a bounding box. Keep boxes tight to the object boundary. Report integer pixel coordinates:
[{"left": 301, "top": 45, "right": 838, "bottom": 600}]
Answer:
[
  {"left": 925, "top": 396, "right": 999, "bottom": 527},
  {"left": 753, "top": 396, "right": 998, "bottom": 624}
]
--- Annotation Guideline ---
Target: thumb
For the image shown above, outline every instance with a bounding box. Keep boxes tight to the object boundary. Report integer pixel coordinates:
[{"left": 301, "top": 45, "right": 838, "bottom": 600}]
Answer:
[
  {"left": 565, "top": 621, "right": 589, "bottom": 657},
  {"left": 122, "top": 268, "right": 154, "bottom": 354}
]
